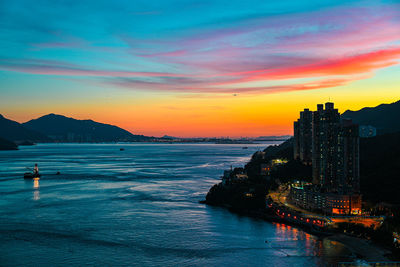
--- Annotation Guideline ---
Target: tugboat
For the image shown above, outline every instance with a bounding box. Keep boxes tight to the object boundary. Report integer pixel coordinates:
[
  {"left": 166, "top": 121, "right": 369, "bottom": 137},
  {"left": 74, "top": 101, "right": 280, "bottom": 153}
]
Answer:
[{"left": 24, "top": 164, "right": 40, "bottom": 179}]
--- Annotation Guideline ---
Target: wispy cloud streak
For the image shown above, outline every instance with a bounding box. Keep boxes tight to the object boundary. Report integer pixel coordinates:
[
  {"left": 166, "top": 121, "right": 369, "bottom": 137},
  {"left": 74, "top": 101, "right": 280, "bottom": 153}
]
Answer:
[{"left": 1, "top": 2, "right": 400, "bottom": 94}]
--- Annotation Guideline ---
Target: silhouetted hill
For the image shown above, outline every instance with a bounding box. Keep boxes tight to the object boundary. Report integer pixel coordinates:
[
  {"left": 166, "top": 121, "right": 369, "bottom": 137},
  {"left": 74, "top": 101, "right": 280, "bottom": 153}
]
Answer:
[
  {"left": 263, "top": 138, "right": 294, "bottom": 161},
  {"left": 0, "top": 114, "right": 51, "bottom": 142},
  {"left": 0, "top": 137, "right": 18, "bottom": 150},
  {"left": 360, "top": 131, "right": 400, "bottom": 205},
  {"left": 23, "top": 114, "right": 150, "bottom": 142},
  {"left": 342, "top": 100, "right": 400, "bottom": 134}
]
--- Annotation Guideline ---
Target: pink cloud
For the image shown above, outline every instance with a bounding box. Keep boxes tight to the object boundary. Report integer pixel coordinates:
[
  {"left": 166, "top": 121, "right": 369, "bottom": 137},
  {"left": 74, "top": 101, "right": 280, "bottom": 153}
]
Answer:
[
  {"left": 138, "top": 49, "right": 187, "bottom": 58},
  {"left": 104, "top": 75, "right": 363, "bottom": 95},
  {"left": 213, "top": 77, "right": 366, "bottom": 94},
  {"left": 0, "top": 59, "right": 187, "bottom": 78},
  {"left": 2, "top": 4, "right": 400, "bottom": 95},
  {"left": 220, "top": 46, "right": 400, "bottom": 85},
  {"left": 129, "top": 5, "right": 400, "bottom": 77}
]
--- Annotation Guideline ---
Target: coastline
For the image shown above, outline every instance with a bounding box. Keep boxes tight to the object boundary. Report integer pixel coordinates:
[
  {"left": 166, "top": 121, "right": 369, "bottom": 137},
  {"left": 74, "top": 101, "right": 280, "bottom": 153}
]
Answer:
[
  {"left": 201, "top": 131, "right": 400, "bottom": 263},
  {"left": 326, "top": 234, "right": 391, "bottom": 262},
  {"left": 202, "top": 201, "right": 392, "bottom": 263}
]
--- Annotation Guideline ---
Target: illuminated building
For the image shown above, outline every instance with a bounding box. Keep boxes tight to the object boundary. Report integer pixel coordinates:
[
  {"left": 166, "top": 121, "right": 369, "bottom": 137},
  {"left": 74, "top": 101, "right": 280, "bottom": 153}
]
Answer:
[
  {"left": 311, "top": 103, "right": 361, "bottom": 194},
  {"left": 338, "top": 119, "right": 360, "bottom": 194},
  {"left": 312, "top": 102, "right": 341, "bottom": 187},
  {"left": 260, "top": 159, "right": 288, "bottom": 176},
  {"left": 290, "top": 185, "right": 361, "bottom": 215},
  {"left": 260, "top": 163, "right": 269, "bottom": 176},
  {"left": 290, "top": 102, "right": 362, "bottom": 215}
]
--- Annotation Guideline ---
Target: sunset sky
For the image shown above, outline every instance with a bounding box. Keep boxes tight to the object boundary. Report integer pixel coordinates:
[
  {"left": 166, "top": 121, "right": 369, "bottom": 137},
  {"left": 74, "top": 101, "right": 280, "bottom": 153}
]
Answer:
[{"left": 1, "top": 0, "right": 400, "bottom": 137}]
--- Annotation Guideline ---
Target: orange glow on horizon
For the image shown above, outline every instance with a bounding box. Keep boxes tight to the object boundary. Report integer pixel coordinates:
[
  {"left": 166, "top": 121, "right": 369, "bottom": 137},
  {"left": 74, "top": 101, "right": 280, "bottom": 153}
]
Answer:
[{"left": 3, "top": 77, "right": 399, "bottom": 138}]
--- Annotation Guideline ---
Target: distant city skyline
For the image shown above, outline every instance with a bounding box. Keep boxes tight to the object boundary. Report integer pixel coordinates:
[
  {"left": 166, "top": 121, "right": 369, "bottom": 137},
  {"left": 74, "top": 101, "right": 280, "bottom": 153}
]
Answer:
[{"left": 1, "top": 0, "right": 400, "bottom": 137}]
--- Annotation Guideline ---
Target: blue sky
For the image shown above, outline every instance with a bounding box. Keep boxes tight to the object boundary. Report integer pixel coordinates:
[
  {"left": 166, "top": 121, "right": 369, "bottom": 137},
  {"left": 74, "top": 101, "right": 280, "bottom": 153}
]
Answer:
[{"left": 0, "top": 0, "right": 399, "bottom": 136}]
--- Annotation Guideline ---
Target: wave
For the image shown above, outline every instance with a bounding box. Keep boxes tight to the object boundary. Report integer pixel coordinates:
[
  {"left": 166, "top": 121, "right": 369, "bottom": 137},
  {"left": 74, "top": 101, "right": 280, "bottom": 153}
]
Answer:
[{"left": 0, "top": 226, "right": 276, "bottom": 260}]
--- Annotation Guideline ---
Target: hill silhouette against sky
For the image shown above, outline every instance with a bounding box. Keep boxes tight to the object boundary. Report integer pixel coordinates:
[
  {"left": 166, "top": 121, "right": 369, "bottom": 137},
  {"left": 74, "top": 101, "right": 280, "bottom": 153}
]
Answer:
[
  {"left": 342, "top": 100, "right": 400, "bottom": 135},
  {"left": 0, "top": 114, "right": 51, "bottom": 142},
  {"left": 360, "top": 131, "right": 400, "bottom": 205},
  {"left": 22, "top": 114, "right": 150, "bottom": 142}
]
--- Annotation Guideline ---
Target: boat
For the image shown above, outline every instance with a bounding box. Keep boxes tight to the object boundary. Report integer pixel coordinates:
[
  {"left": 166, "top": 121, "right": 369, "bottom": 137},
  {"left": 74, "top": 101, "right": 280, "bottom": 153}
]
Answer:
[
  {"left": 24, "top": 172, "right": 40, "bottom": 179},
  {"left": 242, "top": 146, "right": 248, "bottom": 149},
  {"left": 120, "top": 148, "right": 125, "bottom": 151},
  {"left": 24, "top": 164, "right": 40, "bottom": 179}
]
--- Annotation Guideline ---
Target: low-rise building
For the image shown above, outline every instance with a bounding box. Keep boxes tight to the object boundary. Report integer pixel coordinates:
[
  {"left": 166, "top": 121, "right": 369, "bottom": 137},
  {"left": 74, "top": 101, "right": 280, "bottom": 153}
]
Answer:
[
  {"left": 359, "top": 125, "right": 377, "bottom": 138},
  {"left": 260, "top": 163, "right": 269, "bottom": 176},
  {"left": 221, "top": 169, "right": 248, "bottom": 185},
  {"left": 289, "top": 184, "right": 361, "bottom": 215},
  {"left": 222, "top": 169, "right": 233, "bottom": 185}
]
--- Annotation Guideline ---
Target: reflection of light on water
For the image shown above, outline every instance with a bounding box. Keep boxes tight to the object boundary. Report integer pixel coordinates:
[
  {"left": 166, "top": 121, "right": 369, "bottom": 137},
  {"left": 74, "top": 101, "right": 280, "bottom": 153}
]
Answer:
[
  {"left": 33, "top": 178, "right": 40, "bottom": 200},
  {"left": 274, "top": 223, "right": 320, "bottom": 257},
  {"left": 34, "top": 190, "right": 40, "bottom": 201},
  {"left": 33, "top": 178, "right": 39, "bottom": 189}
]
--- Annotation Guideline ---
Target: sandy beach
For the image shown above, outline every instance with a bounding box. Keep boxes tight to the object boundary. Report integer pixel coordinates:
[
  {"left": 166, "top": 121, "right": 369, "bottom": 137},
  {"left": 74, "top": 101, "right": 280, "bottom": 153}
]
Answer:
[{"left": 326, "top": 234, "right": 391, "bottom": 263}]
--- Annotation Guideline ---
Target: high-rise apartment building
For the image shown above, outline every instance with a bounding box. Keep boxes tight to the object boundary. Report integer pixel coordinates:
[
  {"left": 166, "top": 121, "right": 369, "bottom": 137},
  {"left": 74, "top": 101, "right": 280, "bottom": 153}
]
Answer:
[
  {"left": 293, "top": 109, "right": 313, "bottom": 164},
  {"left": 290, "top": 102, "right": 361, "bottom": 214},
  {"left": 338, "top": 119, "right": 360, "bottom": 194},
  {"left": 312, "top": 102, "right": 341, "bottom": 189},
  {"left": 293, "top": 121, "right": 300, "bottom": 160}
]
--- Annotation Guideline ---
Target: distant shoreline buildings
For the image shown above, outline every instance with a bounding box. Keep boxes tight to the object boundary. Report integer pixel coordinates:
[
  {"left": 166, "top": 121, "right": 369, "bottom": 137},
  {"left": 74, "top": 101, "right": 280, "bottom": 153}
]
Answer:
[{"left": 290, "top": 102, "right": 375, "bottom": 215}]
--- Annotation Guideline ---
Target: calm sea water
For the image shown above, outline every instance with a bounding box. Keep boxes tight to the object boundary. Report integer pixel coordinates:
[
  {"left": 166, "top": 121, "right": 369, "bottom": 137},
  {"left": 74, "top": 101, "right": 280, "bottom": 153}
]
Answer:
[{"left": 0, "top": 143, "right": 354, "bottom": 266}]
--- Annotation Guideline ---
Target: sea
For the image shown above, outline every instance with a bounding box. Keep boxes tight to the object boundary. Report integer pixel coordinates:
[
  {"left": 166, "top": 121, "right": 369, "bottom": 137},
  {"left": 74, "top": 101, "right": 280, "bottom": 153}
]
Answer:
[{"left": 0, "top": 143, "right": 355, "bottom": 266}]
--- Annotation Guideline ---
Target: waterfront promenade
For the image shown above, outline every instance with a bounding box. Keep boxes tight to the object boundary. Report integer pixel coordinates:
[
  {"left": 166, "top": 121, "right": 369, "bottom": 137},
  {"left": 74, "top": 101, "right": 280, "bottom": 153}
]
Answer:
[{"left": 269, "top": 184, "right": 384, "bottom": 229}]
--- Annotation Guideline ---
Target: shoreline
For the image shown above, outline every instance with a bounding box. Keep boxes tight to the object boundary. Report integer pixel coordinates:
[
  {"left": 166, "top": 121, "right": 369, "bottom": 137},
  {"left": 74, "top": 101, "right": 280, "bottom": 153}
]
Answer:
[
  {"left": 326, "top": 234, "right": 391, "bottom": 263},
  {"left": 202, "top": 201, "right": 392, "bottom": 263}
]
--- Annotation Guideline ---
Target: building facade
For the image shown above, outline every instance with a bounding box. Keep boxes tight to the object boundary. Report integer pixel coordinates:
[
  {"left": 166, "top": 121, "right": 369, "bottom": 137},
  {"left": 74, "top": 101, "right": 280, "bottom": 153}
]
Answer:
[
  {"left": 311, "top": 102, "right": 341, "bottom": 188},
  {"left": 293, "top": 120, "right": 300, "bottom": 160},
  {"left": 338, "top": 119, "right": 360, "bottom": 194},
  {"left": 290, "top": 102, "right": 362, "bottom": 215},
  {"left": 293, "top": 108, "right": 313, "bottom": 164},
  {"left": 290, "top": 185, "right": 362, "bottom": 214}
]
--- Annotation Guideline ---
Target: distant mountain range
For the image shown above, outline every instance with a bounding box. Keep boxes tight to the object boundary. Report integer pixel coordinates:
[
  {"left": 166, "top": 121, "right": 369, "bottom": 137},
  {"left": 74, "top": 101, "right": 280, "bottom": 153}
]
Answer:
[
  {"left": 1, "top": 99, "right": 399, "bottom": 150},
  {"left": 22, "top": 114, "right": 151, "bottom": 142},
  {"left": 0, "top": 114, "right": 51, "bottom": 142},
  {"left": 161, "top": 135, "right": 292, "bottom": 141},
  {"left": 0, "top": 113, "right": 151, "bottom": 147},
  {"left": 342, "top": 100, "right": 400, "bottom": 135}
]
